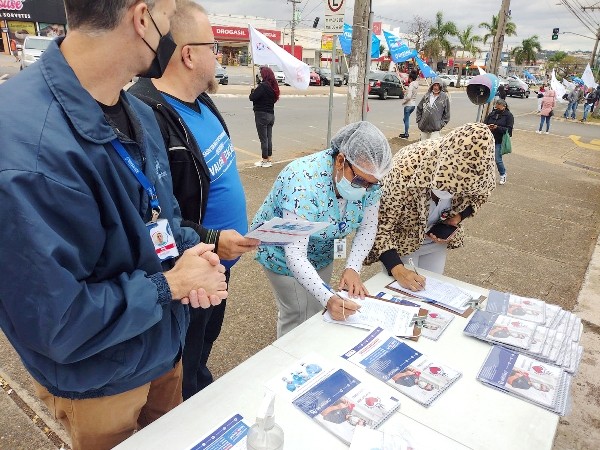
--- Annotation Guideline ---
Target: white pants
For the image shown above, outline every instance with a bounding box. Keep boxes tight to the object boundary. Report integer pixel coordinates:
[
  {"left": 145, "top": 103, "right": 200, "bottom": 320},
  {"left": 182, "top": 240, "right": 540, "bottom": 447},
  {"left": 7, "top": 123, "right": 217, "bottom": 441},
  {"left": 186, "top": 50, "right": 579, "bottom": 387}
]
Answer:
[
  {"left": 537, "top": 97, "right": 543, "bottom": 112},
  {"left": 400, "top": 242, "right": 448, "bottom": 274},
  {"left": 263, "top": 264, "right": 334, "bottom": 338},
  {"left": 420, "top": 131, "right": 441, "bottom": 141}
]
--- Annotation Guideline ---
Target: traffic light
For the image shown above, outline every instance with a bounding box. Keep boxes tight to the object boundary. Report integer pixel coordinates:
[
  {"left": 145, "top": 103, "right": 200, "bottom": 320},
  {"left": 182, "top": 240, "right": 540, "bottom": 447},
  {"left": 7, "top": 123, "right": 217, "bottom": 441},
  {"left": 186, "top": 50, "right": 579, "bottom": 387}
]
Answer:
[
  {"left": 312, "top": 17, "right": 320, "bottom": 28},
  {"left": 552, "top": 28, "right": 559, "bottom": 40}
]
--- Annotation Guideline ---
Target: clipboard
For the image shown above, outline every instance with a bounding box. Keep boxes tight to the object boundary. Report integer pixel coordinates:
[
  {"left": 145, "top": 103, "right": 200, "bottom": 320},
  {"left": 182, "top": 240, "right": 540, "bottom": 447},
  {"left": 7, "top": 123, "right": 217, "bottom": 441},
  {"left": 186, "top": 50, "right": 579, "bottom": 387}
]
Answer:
[{"left": 384, "top": 281, "right": 485, "bottom": 318}]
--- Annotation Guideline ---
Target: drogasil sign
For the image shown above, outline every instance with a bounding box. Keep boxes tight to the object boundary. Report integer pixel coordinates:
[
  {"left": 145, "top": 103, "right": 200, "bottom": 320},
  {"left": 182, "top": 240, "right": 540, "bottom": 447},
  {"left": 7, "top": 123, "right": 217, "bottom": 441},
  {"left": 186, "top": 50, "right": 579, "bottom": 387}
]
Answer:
[{"left": 212, "top": 26, "right": 281, "bottom": 42}]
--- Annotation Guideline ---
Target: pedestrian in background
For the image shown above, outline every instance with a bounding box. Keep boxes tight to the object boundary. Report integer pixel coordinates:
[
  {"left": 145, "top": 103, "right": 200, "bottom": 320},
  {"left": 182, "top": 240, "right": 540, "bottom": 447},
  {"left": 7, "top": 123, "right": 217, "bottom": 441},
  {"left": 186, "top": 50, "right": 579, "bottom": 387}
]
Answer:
[
  {"left": 9, "top": 38, "right": 19, "bottom": 62},
  {"left": 497, "top": 83, "right": 507, "bottom": 100},
  {"left": 252, "top": 122, "right": 392, "bottom": 337},
  {"left": 416, "top": 78, "right": 450, "bottom": 141},
  {"left": 399, "top": 70, "right": 419, "bottom": 139},
  {"left": 484, "top": 99, "right": 514, "bottom": 185},
  {"left": 0, "top": 0, "right": 228, "bottom": 448},
  {"left": 537, "top": 88, "right": 556, "bottom": 134},
  {"left": 130, "top": 0, "right": 259, "bottom": 401},
  {"left": 581, "top": 87, "right": 597, "bottom": 122},
  {"left": 365, "top": 123, "right": 495, "bottom": 290},
  {"left": 251, "top": 66, "right": 280, "bottom": 168},
  {"left": 536, "top": 84, "right": 546, "bottom": 112},
  {"left": 563, "top": 85, "right": 583, "bottom": 119}
]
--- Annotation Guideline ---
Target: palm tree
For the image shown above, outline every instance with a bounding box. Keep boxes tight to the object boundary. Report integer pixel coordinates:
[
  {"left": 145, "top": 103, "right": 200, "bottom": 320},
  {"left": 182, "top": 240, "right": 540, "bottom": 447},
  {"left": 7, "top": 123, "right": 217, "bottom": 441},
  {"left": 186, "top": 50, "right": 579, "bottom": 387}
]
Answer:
[
  {"left": 479, "top": 15, "right": 517, "bottom": 45},
  {"left": 424, "top": 11, "right": 458, "bottom": 69},
  {"left": 512, "top": 36, "right": 542, "bottom": 66},
  {"left": 456, "top": 26, "right": 482, "bottom": 87}
]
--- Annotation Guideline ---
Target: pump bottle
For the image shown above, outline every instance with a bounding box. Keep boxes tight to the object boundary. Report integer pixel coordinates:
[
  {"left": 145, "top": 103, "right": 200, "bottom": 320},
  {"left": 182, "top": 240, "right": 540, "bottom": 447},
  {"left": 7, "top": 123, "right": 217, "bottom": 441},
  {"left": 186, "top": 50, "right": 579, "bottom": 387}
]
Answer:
[{"left": 246, "top": 391, "right": 284, "bottom": 450}]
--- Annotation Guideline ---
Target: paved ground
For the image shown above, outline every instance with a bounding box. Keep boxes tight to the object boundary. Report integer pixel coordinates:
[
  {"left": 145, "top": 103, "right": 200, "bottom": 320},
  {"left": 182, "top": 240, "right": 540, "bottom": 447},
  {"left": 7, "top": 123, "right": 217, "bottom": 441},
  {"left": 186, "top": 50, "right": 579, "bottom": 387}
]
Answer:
[{"left": 1, "top": 53, "right": 600, "bottom": 449}]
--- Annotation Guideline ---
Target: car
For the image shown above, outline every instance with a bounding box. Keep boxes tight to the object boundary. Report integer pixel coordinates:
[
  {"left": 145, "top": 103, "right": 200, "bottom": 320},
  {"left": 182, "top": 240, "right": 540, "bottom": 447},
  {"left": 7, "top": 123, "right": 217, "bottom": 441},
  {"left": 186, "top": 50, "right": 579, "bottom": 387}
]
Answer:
[
  {"left": 506, "top": 79, "right": 530, "bottom": 98},
  {"left": 20, "top": 36, "right": 54, "bottom": 70},
  {"left": 309, "top": 69, "right": 321, "bottom": 86},
  {"left": 312, "top": 67, "right": 343, "bottom": 86},
  {"left": 437, "top": 74, "right": 457, "bottom": 87},
  {"left": 267, "top": 64, "right": 286, "bottom": 84},
  {"left": 214, "top": 61, "right": 228, "bottom": 85},
  {"left": 497, "top": 75, "right": 510, "bottom": 87},
  {"left": 368, "top": 72, "right": 404, "bottom": 100}
]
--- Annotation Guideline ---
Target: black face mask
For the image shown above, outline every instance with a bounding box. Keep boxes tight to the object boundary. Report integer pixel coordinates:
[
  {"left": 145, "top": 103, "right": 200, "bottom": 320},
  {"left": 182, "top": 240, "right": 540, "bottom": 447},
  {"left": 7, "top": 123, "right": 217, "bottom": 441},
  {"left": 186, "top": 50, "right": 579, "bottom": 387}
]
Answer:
[{"left": 138, "top": 10, "right": 177, "bottom": 79}]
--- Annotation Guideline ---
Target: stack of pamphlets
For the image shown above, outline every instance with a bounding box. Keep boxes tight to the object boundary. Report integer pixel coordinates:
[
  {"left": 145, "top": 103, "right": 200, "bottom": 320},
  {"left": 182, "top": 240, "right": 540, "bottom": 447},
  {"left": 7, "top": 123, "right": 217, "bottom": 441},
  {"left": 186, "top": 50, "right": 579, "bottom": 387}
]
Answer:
[
  {"left": 187, "top": 414, "right": 249, "bottom": 450},
  {"left": 342, "top": 327, "right": 461, "bottom": 407},
  {"left": 245, "top": 217, "right": 329, "bottom": 245},
  {"left": 387, "top": 278, "right": 482, "bottom": 317},
  {"left": 375, "top": 292, "right": 455, "bottom": 341},
  {"left": 477, "top": 345, "right": 572, "bottom": 415},
  {"left": 464, "top": 291, "right": 584, "bottom": 374},
  {"left": 323, "top": 291, "right": 425, "bottom": 339},
  {"left": 266, "top": 353, "right": 401, "bottom": 445}
]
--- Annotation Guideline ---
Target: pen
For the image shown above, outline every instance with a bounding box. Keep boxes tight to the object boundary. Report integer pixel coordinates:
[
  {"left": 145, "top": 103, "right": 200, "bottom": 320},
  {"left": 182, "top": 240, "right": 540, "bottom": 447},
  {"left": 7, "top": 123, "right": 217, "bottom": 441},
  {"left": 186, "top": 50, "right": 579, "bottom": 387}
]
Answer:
[
  {"left": 408, "top": 258, "right": 425, "bottom": 288},
  {"left": 322, "top": 283, "right": 361, "bottom": 314}
]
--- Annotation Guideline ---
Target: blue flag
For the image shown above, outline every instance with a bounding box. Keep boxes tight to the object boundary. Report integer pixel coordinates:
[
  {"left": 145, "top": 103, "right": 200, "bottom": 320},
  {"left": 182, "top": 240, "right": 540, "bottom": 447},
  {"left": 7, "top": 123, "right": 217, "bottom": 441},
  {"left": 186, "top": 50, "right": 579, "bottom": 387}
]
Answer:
[
  {"left": 415, "top": 56, "right": 437, "bottom": 78},
  {"left": 383, "top": 30, "right": 417, "bottom": 63},
  {"left": 338, "top": 23, "right": 380, "bottom": 58}
]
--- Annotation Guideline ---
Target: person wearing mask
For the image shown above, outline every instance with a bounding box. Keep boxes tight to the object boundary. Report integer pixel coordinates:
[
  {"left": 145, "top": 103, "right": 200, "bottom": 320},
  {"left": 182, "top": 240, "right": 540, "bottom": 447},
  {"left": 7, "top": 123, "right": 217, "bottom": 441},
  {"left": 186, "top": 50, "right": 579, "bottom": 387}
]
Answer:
[
  {"left": 399, "top": 70, "right": 419, "bottom": 139},
  {"left": 0, "top": 1, "right": 229, "bottom": 448},
  {"left": 537, "top": 88, "right": 556, "bottom": 134},
  {"left": 484, "top": 99, "right": 514, "bottom": 185},
  {"left": 365, "top": 123, "right": 495, "bottom": 290},
  {"left": 252, "top": 122, "right": 393, "bottom": 337},
  {"left": 129, "top": 0, "right": 259, "bottom": 400},
  {"left": 415, "top": 78, "right": 450, "bottom": 141},
  {"left": 251, "top": 66, "right": 280, "bottom": 167}
]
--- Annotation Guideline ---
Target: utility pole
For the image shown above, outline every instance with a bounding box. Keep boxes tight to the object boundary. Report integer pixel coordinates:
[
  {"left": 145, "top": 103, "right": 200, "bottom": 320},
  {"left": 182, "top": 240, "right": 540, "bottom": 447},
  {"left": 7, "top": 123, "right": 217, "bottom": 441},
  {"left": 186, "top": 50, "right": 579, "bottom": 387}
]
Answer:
[
  {"left": 345, "top": 0, "right": 371, "bottom": 124},
  {"left": 483, "top": 0, "right": 511, "bottom": 120},
  {"left": 581, "top": 5, "right": 600, "bottom": 67},
  {"left": 289, "top": 0, "right": 301, "bottom": 58}
]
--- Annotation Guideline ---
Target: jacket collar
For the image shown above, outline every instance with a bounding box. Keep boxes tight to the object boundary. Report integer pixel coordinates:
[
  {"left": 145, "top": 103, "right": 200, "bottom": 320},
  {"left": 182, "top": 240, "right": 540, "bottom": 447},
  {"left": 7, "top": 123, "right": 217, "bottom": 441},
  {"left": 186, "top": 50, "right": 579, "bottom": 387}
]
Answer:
[{"left": 39, "top": 37, "right": 117, "bottom": 144}]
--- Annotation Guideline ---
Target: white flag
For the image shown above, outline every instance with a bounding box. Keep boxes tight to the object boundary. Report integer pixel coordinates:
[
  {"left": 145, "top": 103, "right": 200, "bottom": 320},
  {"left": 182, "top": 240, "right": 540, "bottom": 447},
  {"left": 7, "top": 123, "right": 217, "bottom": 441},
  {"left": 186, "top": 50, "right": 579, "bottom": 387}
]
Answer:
[
  {"left": 551, "top": 69, "right": 567, "bottom": 103},
  {"left": 478, "top": 67, "right": 486, "bottom": 75},
  {"left": 582, "top": 64, "right": 597, "bottom": 89},
  {"left": 249, "top": 25, "right": 310, "bottom": 90}
]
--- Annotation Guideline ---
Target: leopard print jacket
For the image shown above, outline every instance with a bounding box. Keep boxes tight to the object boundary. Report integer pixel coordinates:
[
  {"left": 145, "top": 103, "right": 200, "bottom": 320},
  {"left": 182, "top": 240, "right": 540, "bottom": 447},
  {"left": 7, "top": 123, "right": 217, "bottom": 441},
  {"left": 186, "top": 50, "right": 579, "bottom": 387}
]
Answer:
[{"left": 365, "top": 122, "right": 496, "bottom": 265}]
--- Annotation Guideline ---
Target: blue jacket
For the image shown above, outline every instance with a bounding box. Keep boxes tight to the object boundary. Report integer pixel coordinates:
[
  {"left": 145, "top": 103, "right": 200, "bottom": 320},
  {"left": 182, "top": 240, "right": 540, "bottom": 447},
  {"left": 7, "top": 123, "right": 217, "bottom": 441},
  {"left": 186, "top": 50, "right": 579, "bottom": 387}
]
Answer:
[{"left": 0, "top": 39, "right": 199, "bottom": 399}]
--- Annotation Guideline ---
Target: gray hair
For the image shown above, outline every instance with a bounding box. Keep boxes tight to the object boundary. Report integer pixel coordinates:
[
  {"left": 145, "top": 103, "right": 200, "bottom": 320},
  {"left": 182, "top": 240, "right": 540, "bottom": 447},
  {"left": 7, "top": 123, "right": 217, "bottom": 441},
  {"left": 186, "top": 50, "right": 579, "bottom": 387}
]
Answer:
[
  {"left": 64, "top": 0, "right": 155, "bottom": 31},
  {"left": 170, "top": 0, "right": 207, "bottom": 42},
  {"left": 495, "top": 99, "right": 508, "bottom": 108}
]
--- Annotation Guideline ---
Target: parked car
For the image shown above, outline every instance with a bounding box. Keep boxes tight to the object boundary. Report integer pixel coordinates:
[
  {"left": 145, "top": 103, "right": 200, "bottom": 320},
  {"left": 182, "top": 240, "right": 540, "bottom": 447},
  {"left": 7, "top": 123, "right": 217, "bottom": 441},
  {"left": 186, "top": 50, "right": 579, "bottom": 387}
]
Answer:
[
  {"left": 215, "top": 61, "right": 228, "bottom": 85},
  {"left": 312, "top": 67, "right": 343, "bottom": 86},
  {"left": 368, "top": 72, "right": 404, "bottom": 100},
  {"left": 438, "top": 74, "right": 467, "bottom": 87},
  {"left": 506, "top": 79, "right": 530, "bottom": 98},
  {"left": 20, "top": 36, "right": 54, "bottom": 70},
  {"left": 496, "top": 75, "right": 510, "bottom": 87},
  {"left": 309, "top": 69, "right": 321, "bottom": 86}
]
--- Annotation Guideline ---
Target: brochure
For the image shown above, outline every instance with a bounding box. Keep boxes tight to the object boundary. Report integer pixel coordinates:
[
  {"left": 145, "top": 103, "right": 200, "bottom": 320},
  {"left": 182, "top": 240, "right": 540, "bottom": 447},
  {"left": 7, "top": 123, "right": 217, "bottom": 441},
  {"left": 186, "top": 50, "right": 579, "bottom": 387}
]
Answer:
[
  {"left": 267, "top": 353, "right": 401, "bottom": 445},
  {"left": 187, "top": 414, "right": 249, "bottom": 450},
  {"left": 342, "top": 327, "right": 461, "bottom": 407},
  {"left": 463, "top": 310, "right": 537, "bottom": 350},
  {"left": 477, "top": 345, "right": 572, "bottom": 415},
  {"left": 246, "top": 217, "right": 329, "bottom": 245},
  {"left": 375, "top": 292, "right": 454, "bottom": 341},
  {"left": 485, "top": 290, "right": 547, "bottom": 325}
]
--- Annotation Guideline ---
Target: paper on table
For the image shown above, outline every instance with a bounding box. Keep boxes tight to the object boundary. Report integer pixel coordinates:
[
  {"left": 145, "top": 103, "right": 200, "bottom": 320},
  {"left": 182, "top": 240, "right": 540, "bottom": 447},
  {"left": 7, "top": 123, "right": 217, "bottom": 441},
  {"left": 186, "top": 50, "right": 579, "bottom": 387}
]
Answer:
[
  {"left": 323, "top": 292, "right": 422, "bottom": 337},
  {"left": 246, "top": 217, "right": 330, "bottom": 245},
  {"left": 187, "top": 414, "right": 249, "bottom": 450},
  {"left": 388, "top": 277, "right": 473, "bottom": 313}
]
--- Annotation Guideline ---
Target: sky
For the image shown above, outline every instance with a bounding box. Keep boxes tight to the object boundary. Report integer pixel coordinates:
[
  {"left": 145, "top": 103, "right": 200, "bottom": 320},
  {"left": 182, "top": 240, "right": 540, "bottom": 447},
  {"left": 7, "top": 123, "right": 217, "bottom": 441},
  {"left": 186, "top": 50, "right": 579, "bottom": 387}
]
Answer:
[{"left": 197, "top": 0, "right": 600, "bottom": 54}]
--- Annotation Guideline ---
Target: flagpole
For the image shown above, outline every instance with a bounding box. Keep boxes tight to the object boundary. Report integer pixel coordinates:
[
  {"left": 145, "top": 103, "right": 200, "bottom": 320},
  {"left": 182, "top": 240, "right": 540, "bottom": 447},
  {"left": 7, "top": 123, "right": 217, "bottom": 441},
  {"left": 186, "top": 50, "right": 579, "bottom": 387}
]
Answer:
[
  {"left": 252, "top": 63, "right": 257, "bottom": 88},
  {"left": 327, "top": 37, "right": 337, "bottom": 144}
]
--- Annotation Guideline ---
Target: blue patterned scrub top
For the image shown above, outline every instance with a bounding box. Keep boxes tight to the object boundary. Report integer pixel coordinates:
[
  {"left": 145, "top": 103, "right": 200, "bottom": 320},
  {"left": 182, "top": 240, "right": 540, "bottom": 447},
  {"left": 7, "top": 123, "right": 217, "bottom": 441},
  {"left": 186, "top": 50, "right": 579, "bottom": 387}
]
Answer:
[{"left": 252, "top": 149, "right": 381, "bottom": 276}]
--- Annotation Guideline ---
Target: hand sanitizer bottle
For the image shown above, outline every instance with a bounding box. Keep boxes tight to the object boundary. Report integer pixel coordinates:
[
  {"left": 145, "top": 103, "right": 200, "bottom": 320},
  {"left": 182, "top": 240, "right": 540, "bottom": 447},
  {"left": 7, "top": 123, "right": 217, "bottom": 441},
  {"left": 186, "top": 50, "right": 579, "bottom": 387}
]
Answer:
[{"left": 247, "top": 391, "right": 284, "bottom": 450}]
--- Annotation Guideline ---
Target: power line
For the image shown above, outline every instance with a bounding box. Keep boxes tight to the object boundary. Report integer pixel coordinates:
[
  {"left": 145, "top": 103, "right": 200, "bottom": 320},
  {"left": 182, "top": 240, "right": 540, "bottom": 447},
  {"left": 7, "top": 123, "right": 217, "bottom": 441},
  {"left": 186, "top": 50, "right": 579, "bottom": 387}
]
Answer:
[{"left": 561, "top": 0, "right": 598, "bottom": 34}]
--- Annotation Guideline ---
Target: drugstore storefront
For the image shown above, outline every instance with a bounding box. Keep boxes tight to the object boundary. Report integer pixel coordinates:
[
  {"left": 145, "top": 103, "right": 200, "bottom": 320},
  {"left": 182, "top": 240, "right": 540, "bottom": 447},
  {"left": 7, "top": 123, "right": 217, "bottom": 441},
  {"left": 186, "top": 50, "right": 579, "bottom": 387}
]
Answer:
[
  {"left": 1, "top": 0, "right": 66, "bottom": 54},
  {"left": 212, "top": 26, "right": 281, "bottom": 66}
]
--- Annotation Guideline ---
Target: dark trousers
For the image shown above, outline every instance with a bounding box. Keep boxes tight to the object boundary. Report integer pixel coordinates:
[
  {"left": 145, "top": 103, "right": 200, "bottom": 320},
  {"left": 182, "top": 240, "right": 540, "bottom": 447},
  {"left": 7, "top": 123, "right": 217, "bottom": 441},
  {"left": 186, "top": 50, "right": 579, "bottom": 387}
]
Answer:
[
  {"left": 254, "top": 111, "right": 275, "bottom": 159},
  {"left": 182, "top": 270, "right": 229, "bottom": 400}
]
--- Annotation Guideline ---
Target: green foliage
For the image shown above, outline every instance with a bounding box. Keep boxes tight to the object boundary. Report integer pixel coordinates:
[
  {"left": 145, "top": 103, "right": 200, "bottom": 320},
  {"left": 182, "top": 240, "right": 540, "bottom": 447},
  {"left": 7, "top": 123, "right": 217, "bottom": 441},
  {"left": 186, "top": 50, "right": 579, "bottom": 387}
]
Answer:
[
  {"left": 511, "top": 36, "right": 542, "bottom": 65},
  {"left": 424, "top": 11, "right": 458, "bottom": 64},
  {"left": 479, "top": 14, "right": 517, "bottom": 45}
]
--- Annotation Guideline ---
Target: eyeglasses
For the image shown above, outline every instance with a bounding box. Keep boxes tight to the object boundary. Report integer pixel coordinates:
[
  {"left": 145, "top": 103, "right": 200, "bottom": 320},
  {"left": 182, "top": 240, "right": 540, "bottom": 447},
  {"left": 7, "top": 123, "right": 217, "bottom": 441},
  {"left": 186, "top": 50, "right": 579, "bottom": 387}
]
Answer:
[
  {"left": 346, "top": 162, "right": 381, "bottom": 191},
  {"left": 185, "top": 41, "right": 219, "bottom": 55}
]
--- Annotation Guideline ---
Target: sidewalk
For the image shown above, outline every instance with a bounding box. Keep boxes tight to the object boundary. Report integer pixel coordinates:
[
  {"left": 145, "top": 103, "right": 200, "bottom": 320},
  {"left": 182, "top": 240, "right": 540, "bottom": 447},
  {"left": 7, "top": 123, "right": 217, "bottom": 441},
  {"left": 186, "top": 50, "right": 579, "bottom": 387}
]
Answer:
[{"left": 1, "top": 121, "right": 600, "bottom": 449}]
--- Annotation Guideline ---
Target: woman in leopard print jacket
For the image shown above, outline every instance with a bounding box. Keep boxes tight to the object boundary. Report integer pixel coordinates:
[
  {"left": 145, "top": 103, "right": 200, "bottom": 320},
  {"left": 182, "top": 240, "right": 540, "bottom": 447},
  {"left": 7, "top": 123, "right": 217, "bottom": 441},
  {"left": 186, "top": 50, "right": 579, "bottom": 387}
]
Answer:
[{"left": 365, "top": 122, "right": 496, "bottom": 291}]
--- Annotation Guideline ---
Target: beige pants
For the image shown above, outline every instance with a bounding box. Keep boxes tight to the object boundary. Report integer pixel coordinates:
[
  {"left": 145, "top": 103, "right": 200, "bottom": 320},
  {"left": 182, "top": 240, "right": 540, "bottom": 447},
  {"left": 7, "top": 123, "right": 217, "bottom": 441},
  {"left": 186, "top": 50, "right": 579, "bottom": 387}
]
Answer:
[{"left": 32, "top": 360, "right": 183, "bottom": 450}]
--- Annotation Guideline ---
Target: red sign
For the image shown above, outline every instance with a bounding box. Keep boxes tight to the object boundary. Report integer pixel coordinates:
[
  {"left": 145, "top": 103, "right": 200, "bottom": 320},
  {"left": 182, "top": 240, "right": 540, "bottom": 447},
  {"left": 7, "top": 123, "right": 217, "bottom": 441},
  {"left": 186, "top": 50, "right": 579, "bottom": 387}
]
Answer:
[
  {"left": 372, "top": 22, "right": 382, "bottom": 36},
  {"left": 212, "top": 26, "right": 281, "bottom": 43},
  {"left": 447, "top": 58, "right": 454, "bottom": 67},
  {"left": 327, "top": 0, "right": 345, "bottom": 13}
]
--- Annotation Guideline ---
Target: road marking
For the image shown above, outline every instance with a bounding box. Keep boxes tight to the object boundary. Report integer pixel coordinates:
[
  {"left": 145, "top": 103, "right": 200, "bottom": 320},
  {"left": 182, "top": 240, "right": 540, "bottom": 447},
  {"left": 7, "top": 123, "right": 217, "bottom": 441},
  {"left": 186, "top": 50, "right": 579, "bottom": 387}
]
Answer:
[
  {"left": 234, "top": 146, "right": 260, "bottom": 158},
  {"left": 0, "top": 74, "right": 8, "bottom": 80},
  {"left": 569, "top": 135, "right": 600, "bottom": 151}
]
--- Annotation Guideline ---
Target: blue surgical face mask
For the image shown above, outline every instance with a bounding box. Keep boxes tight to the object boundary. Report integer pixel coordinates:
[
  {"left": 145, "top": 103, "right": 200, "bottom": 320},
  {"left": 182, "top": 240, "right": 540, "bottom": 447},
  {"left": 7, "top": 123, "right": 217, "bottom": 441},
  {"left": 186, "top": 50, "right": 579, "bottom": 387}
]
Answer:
[{"left": 336, "top": 166, "right": 366, "bottom": 201}]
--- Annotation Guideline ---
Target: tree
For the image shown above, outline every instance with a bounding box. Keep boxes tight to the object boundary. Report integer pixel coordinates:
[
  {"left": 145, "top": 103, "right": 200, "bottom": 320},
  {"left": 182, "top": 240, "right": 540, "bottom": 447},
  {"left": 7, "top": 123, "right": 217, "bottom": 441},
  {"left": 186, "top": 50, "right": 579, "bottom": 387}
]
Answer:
[
  {"left": 512, "top": 36, "right": 542, "bottom": 66},
  {"left": 407, "top": 15, "right": 431, "bottom": 52},
  {"left": 456, "top": 26, "right": 482, "bottom": 87},
  {"left": 479, "top": 14, "right": 517, "bottom": 45},
  {"left": 423, "top": 11, "right": 458, "bottom": 68}
]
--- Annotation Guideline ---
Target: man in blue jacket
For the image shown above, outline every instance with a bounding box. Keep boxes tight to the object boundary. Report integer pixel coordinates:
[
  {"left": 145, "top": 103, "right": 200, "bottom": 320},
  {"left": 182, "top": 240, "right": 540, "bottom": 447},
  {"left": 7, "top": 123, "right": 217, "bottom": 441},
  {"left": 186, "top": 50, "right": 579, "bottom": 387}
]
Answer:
[{"left": 0, "top": 1, "right": 227, "bottom": 449}]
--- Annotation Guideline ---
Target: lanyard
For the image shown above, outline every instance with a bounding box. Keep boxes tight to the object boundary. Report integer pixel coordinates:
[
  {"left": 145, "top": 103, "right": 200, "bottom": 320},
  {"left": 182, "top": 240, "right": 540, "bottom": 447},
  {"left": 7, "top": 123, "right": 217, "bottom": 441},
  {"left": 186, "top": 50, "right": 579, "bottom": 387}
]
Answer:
[{"left": 110, "top": 139, "right": 161, "bottom": 222}]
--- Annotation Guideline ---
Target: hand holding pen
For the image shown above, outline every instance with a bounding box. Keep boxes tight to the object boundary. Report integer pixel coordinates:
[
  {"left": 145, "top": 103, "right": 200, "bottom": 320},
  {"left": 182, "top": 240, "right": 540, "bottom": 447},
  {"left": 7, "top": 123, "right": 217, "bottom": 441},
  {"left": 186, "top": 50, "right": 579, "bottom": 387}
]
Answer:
[
  {"left": 322, "top": 283, "right": 361, "bottom": 321},
  {"left": 390, "top": 258, "right": 426, "bottom": 292}
]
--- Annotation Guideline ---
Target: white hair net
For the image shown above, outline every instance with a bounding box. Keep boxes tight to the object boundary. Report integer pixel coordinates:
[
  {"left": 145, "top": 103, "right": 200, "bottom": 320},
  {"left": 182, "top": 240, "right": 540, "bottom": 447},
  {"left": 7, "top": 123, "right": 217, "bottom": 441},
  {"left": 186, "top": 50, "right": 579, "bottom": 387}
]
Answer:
[{"left": 330, "top": 121, "right": 393, "bottom": 180}]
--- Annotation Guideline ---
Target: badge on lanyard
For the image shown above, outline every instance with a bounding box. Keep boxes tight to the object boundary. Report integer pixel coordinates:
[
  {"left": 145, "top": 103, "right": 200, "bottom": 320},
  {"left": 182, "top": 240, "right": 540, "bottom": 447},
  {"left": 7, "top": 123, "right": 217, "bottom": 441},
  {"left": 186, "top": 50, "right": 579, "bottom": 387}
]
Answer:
[
  {"left": 334, "top": 238, "right": 347, "bottom": 259},
  {"left": 147, "top": 219, "right": 179, "bottom": 261}
]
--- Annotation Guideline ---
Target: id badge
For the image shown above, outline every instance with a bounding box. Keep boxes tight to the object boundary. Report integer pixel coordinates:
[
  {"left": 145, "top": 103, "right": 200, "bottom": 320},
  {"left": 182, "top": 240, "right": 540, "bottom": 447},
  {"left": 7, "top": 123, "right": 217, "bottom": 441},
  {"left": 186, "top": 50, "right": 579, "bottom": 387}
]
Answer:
[
  {"left": 147, "top": 219, "right": 179, "bottom": 261},
  {"left": 334, "top": 238, "right": 347, "bottom": 259}
]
